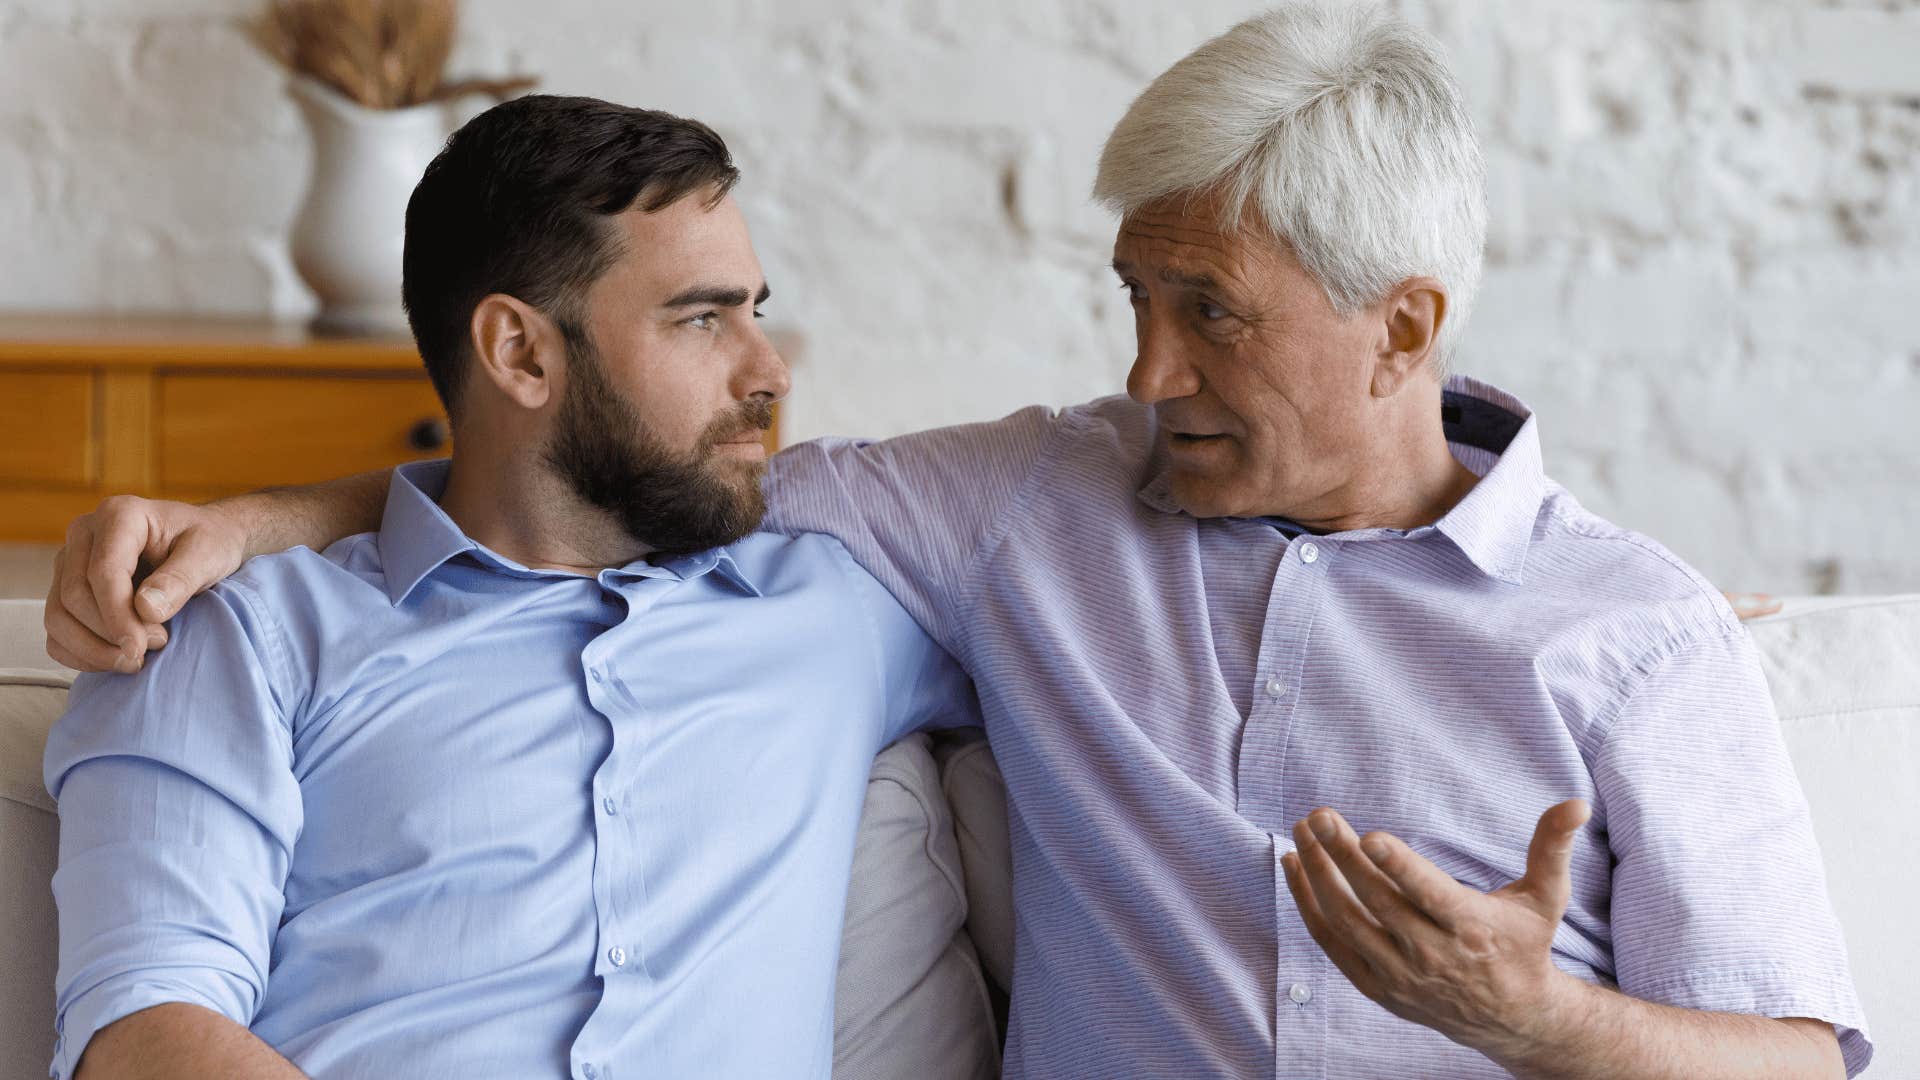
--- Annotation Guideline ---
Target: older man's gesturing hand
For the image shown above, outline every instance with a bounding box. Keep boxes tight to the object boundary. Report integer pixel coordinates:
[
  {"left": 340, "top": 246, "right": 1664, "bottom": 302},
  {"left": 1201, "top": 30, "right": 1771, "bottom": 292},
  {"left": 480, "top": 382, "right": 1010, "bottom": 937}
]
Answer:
[{"left": 1280, "top": 799, "right": 1592, "bottom": 1061}]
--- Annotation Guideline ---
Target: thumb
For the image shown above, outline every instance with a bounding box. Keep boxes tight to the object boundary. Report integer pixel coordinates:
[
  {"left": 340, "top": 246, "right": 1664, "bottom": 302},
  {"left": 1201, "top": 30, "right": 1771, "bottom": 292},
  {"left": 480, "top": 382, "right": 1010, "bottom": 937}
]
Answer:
[
  {"left": 135, "top": 525, "right": 243, "bottom": 622},
  {"left": 1513, "top": 798, "right": 1591, "bottom": 917}
]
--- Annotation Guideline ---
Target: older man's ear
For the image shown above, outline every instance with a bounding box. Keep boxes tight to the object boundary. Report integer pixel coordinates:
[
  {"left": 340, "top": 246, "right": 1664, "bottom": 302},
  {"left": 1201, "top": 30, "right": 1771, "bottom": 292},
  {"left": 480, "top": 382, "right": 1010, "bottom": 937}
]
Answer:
[{"left": 1370, "top": 277, "right": 1449, "bottom": 398}]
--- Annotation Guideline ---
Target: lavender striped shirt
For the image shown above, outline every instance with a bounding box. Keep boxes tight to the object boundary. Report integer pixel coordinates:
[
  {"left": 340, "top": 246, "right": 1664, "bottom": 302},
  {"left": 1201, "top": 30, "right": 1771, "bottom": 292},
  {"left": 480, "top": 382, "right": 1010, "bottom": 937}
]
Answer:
[{"left": 767, "top": 376, "right": 1870, "bottom": 1078}]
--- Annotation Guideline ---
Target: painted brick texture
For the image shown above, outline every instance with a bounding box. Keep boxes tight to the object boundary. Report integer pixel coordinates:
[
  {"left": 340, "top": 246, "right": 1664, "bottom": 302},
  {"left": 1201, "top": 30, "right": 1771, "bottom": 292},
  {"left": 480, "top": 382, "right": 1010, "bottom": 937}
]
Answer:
[{"left": 2, "top": 0, "right": 1914, "bottom": 593}]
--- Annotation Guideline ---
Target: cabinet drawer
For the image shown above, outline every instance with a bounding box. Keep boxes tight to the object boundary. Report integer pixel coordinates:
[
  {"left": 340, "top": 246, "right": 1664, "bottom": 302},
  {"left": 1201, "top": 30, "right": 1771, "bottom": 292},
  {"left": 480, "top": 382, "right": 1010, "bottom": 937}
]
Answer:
[
  {"left": 0, "top": 372, "right": 95, "bottom": 487},
  {"left": 158, "top": 373, "right": 449, "bottom": 490}
]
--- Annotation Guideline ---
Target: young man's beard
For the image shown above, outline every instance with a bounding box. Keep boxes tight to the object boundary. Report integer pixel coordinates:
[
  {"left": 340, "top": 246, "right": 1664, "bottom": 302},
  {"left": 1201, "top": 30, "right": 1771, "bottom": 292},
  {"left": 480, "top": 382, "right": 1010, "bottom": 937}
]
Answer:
[{"left": 542, "top": 334, "right": 772, "bottom": 557}]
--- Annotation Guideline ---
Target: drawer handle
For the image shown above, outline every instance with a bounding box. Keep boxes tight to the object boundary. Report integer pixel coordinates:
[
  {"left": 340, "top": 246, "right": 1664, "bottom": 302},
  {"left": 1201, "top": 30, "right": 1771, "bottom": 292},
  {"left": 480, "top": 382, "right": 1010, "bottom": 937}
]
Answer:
[{"left": 408, "top": 418, "right": 450, "bottom": 452}]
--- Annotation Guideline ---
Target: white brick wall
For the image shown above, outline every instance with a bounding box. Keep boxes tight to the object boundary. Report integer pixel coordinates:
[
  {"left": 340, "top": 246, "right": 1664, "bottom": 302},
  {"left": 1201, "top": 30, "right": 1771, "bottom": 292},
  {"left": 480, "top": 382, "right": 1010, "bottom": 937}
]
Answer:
[{"left": 2, "top": 0, "right": 1915, "bottom": 593}]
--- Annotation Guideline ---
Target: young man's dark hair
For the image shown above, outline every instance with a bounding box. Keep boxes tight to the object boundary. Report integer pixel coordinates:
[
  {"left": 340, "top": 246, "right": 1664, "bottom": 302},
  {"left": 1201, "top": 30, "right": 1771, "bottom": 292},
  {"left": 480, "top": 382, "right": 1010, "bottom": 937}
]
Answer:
[{"left": 401, "top": 95, "right": 740, "bottom": 416}]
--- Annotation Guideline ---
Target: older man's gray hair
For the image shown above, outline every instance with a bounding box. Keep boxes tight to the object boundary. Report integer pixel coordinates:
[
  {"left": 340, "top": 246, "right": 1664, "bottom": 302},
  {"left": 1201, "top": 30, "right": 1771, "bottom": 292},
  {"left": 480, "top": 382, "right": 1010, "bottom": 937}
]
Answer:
[{"left": 1093, "top": 0, "right": 1487, "bottom": 373}]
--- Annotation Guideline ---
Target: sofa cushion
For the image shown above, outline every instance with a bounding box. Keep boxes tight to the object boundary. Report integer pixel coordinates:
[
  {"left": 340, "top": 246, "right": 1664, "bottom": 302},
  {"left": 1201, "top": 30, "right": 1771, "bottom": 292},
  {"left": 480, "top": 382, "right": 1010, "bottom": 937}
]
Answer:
[
  {"left": 0, "top": 599, "right": 63, "bottom": 673},
  {"left": 0, "top": 668, "right": 68, "bottom": 1080},
  {"left": 935, "top": 729, "right": 1015, "bottom": 992},
  {"left": 1747, "top": 595, "right": 1920, "bottom": 1077},
  {"left": 835, "top": 733, "right": 998, "bottom": 1079}
]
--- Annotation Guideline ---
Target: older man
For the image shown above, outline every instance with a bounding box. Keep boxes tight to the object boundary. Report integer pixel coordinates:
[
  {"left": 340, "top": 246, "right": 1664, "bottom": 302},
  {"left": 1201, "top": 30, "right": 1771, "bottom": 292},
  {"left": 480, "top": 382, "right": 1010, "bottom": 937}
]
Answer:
[{"left": 46, "top": 3, "right": 1866, "bottom": 1077}]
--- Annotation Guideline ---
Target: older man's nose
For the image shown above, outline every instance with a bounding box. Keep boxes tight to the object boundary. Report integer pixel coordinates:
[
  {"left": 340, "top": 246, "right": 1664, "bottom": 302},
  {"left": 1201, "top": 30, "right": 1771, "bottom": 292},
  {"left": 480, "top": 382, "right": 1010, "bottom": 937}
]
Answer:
[{"left": 1126, "top": 326, "right": 1200, "bottom": 404}]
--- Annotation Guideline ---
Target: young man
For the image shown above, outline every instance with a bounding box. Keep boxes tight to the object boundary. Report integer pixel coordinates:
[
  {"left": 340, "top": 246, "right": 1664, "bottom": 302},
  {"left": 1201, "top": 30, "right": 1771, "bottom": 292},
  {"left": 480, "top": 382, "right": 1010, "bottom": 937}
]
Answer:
[{"left": 44, "top": 97, "right": 976, "bottom": 1079}]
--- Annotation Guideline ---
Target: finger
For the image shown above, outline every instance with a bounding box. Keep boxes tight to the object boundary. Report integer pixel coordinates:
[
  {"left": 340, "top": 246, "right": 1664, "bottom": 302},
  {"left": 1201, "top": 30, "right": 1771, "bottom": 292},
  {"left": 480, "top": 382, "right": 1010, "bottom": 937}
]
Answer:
[
  {"left": 44, "top": 635, "right": 88, "bottom": 672},
  {"left": 1357, "top": 829, "right": 1474, "bottom": 933},
  {"left": 42, "top": 595, "right": 139, "bottom": 674},
  {"left": 86, "top": 508, "right": 159, "bottom": 660},
  {"left": 1305, "top": 809, "right": 1444, "bottom": 944},
  {"left": 1282, "top": 850, "right": 1381, "bottom": 994},
  {"left": 1510, "top": 799, "right": 1592, "bottom": 917},
  {"left": 55, "top": 530, "right": 134, "bottom": 668},
  {"left": 136, "top": 525, "right": 233, "bottom": 623},
  {"left": 1723, "top": 591, "right": 1782, "bottom": 621},
  {"left": 1292, "top": 818, "right": 1400, "bottom": 969}
]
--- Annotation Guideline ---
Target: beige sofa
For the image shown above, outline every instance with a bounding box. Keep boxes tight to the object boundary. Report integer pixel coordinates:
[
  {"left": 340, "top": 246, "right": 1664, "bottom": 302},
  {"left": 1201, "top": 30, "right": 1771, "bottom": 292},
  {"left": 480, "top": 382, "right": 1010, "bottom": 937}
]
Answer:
[{"left": 4, "top": 595, "right": 1916, "bottom": 1076}]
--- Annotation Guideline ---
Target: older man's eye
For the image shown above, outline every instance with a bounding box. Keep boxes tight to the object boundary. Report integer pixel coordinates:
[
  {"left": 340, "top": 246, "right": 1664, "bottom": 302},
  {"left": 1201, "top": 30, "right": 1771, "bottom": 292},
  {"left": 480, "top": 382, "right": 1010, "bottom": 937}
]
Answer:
[
  {"left": 1197, "top": 301, "right": 1229, "bottom": 321},
  {"left": 1119, "top": 282, "right": 1146, "bottom": 303}
]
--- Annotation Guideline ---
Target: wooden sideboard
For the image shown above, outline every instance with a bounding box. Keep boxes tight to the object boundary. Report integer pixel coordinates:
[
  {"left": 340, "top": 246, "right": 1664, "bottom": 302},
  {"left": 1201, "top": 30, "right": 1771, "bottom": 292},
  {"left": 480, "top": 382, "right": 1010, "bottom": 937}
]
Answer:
[{"left": 0, "top": 315, "right": 788, "bottom": 544}]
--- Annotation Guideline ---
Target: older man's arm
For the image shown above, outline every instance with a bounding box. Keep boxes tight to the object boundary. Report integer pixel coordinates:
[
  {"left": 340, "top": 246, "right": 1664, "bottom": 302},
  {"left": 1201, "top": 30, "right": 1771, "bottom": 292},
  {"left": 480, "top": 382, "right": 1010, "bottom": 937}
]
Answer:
[
  {"left": 1506, "top": 986, "right": 1841, "bottom": 1079},
  {"left": 1283, "top": 622, "right": 1866, "bottom": 1077},
  {"left": 43, "top": 469, "right": 390, "bottom": 673},
  {"left": 74, "top": 1003, "right": 307, "bottom": 1080},
  {"left": 1283, "top": 802, "right": 1845, "bottom": 1079}
]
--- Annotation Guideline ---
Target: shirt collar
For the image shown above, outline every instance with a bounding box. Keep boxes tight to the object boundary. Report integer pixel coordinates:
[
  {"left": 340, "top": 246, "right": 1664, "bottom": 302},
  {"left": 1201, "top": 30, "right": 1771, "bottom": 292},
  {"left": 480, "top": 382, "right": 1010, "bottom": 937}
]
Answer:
[
  {"left": 1428, "top": 375, "right": 1544, "bottom": 586},
  {"left": 376, "top": 460, "right": 763, "bottom": 605},
  {"left": 378, "top": 461, "right": 476, "bottom": 605},
  {"left": 1133, "top": 375, "right": 1546, "bottom": 586}
]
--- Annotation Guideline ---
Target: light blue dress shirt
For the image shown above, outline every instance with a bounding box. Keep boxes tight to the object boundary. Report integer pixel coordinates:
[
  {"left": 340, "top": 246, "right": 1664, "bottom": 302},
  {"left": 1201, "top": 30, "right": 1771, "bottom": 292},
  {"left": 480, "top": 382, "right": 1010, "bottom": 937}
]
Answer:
[{"left": 44, "top": 460, "right": 976, "bottom": 1080}]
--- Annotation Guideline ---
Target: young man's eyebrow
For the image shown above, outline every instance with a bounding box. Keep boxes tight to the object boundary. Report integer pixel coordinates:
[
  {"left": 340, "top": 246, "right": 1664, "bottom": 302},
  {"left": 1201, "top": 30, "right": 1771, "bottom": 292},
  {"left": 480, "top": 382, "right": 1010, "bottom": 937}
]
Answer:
[{"left": 662, "top": 282, "right": 772, "bottom": 309}]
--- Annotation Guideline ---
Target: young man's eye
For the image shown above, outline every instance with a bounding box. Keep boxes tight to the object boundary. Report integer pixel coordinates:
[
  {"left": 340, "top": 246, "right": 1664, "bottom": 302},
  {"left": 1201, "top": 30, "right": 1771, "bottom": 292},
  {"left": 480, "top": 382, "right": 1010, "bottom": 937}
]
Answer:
[
  {"left": 688, "top": 312, "right": 718, "bottom": 330},
  {"left": 752, "top": 307, "right": 766, "bottom": 320}
]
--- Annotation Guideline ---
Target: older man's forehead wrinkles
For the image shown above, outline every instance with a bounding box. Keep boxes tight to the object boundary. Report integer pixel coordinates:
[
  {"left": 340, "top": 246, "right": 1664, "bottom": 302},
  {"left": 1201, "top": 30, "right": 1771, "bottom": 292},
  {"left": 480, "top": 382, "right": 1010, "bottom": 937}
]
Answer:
[
  {"left": 1116, "top": 237, "right": 1249, "bottom": 299},
  {"left": 1119, "top": 213, "right": 1233, "bottom": 251}
]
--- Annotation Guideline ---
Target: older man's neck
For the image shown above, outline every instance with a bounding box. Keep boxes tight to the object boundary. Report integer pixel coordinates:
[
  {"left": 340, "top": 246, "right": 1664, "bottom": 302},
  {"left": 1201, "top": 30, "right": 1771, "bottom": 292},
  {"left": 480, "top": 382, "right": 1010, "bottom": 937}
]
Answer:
[
  {"left": 1293, "top": 407, "right": 1481, "bottom": 534},
  {"left": 439, "top": 451, "right": 656, "bottom": 575}
]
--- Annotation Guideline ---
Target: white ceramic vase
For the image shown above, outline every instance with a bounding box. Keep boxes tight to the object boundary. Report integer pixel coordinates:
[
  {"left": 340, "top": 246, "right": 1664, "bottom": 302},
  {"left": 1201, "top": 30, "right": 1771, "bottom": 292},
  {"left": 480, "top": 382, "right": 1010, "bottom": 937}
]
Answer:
[{"left": 288, "top": 77, "right": 446, "bottom": 335}]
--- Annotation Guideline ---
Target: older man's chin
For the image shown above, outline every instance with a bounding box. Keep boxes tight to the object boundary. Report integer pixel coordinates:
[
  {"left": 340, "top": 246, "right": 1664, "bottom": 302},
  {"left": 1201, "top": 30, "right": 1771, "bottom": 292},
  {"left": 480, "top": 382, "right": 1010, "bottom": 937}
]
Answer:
[{"left": 1164, "top": 475, "right": 1245, "bottom": 521}]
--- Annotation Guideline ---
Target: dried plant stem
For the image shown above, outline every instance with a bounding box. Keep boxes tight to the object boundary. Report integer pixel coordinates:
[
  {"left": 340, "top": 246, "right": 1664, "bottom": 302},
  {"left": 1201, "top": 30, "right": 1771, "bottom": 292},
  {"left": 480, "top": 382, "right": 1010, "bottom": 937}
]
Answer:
[{"left": 251, "top": 0, "right": 531, "bottom": 110}]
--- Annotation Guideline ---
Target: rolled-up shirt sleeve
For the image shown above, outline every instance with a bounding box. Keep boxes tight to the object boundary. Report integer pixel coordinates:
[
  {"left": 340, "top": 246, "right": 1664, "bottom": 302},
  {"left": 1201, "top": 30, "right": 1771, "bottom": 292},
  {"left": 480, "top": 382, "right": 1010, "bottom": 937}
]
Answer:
[
  {"left": 1593, "top": 626, "right": 1872, "bottom": 1075},
  {"left": 41, "top": 579, "right": 302, "bottom": 1079}
]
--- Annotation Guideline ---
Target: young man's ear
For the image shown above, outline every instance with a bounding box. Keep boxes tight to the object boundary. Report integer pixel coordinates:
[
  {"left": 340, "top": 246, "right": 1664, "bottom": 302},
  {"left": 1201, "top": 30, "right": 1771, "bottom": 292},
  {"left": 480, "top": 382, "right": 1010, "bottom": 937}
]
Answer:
[
  {"left": 1371, "top": 277, "right": 1448, "bottom": 398},
  {"left": 469, "top": 294, "right": 565, "bottom": 410}
]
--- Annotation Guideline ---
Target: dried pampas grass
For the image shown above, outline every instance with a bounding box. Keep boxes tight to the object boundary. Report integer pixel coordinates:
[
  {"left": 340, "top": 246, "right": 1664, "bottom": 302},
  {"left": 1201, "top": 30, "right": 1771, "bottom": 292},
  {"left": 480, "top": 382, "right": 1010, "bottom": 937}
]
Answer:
[{"left": 253, "top": 0, "right": 537, "bottom": 110}]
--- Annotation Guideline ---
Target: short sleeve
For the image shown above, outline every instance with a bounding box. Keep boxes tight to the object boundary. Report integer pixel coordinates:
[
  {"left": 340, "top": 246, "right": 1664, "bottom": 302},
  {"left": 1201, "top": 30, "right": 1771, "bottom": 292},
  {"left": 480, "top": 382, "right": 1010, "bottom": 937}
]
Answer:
[
  {"left": 1593, "top": 628, "right": 1872, "bottom": 1076},
  {"left": 41, "top": 581, "right": 303, "bottom": 1079},
  {"left": 762, "top": 406, "right": 1062, "bottom": 650}
]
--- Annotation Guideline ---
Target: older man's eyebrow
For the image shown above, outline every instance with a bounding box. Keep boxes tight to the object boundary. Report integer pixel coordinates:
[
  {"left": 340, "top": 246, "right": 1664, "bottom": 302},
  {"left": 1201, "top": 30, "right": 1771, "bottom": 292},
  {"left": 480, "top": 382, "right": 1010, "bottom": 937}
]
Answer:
[
  {"left": 663, "top": 282, "right": 772, "bottom": 309},
  {"left": 1109, "top": 260, "right": 1223, "bottom": 293},
  {"left": 1158, "top": 268, "right": 1223, "bottom": 292}
]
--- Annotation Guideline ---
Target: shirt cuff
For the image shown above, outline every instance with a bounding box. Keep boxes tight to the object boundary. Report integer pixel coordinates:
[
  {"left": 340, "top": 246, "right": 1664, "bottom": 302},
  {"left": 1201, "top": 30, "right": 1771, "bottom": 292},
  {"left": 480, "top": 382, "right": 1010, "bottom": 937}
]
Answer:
[
  {"left": 51, "top": 977, "right": 238, "bottom": 1080},
  {"left": 1630, "top": 967, "right": 1873, "bottom": 1078}
]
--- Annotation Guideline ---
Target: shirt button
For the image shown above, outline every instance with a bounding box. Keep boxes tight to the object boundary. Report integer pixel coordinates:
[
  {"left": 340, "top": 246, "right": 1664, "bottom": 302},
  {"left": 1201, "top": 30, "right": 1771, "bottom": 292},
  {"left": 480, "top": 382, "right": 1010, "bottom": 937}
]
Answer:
[
  {"left": 608, "top": 945, "right": 627, "bottom": 968},
  {"left": 590, "top": 668, "right": 606, "bottom": 685},
  {"left": 602, "top": 796, "right": 618, "bottom": 816},
  {"left": 1264, "top": 677, "right": 1287, "bottom": 700},
  {"left": 1300, "top": 542, "right": 1320, "bottom": 564},
  {"left": 1289, "top": 982, "right": 1313, "bottom": 1004},
  {"left": 583, "top": 1065, "right": 598, "bottom": 1080}
]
